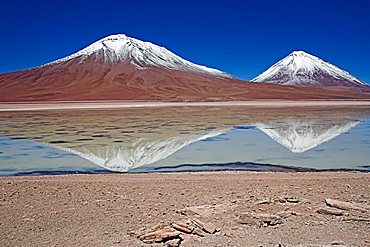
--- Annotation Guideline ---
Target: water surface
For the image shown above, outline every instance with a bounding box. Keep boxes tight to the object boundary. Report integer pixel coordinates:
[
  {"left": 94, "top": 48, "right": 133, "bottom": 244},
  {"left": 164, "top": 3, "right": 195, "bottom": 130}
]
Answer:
[{"left": 0, "top": 106, "right": 369, "bottom": 175}]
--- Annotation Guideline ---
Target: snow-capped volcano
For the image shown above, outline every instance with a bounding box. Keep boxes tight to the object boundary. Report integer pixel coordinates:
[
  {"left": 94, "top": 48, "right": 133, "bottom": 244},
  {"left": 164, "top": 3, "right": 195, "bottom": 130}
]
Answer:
[
  {"left": 1, "top": 37, "right": 369, "bottom": 102},
  {"left": 252, "top": 51, "right": 366, "bottom": 88},
  {"left": 45, "top": 34, "right": 231, "bottom": 78},
  {"left": 0, "top": 34, "right": 243, "bottom": 101}
]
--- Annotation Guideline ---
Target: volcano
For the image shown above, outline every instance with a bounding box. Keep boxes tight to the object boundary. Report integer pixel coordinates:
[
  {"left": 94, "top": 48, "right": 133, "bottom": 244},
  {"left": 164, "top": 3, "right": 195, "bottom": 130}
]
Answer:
[
  {"left": 252, "top": 51, "right": 367, "bottom": 90},
  {"left": 0, "top": 36, "right": 369, "bottom": 102}
]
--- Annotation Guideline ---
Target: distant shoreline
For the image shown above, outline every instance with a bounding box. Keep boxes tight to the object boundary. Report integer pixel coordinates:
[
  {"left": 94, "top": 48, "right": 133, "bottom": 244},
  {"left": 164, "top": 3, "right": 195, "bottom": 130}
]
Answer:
[
  {"left": 3, "top": 167, "right": 368, "bottom": 177},
  {"left": 1, "top": 100, "right": 370, "bottom": 111}
]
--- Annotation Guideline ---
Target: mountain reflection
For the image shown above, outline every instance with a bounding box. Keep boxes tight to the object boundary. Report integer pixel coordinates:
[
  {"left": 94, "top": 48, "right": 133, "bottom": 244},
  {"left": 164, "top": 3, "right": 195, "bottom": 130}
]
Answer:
[
  {"left": 47, "top": 129, "right": 227, "bottom": 172},
  {"left": 255, "top": 120, "right": 360, "bottom": 153},
  {"left": 0, "top": 106, "right": 369, "bottom": 172}
]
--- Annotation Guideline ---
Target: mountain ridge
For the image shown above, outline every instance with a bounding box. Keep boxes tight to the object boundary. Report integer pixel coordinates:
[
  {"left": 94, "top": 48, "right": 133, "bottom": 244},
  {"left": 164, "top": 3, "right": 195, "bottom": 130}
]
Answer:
[
  {"left": 39, "top": 34, "right": 231, "bottom": 79},
  {"left": 252, "top": 50, "right": 366, "bottom": 88},
  {"left": 0, "top": 35, "right": 369, "bottom": 102}
]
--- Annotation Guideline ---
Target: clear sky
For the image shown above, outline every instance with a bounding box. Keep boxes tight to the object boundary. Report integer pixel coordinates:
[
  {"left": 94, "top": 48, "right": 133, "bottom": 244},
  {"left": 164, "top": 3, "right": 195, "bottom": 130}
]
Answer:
[{"left": 1, "top": 0, "right": 370, "bottom": 83}]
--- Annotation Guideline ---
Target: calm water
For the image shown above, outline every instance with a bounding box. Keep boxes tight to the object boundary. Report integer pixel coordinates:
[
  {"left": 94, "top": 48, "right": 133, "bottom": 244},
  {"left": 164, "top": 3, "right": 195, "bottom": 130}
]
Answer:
[{"left": 0, "top": 106, "right": 369, "bottom": 175}]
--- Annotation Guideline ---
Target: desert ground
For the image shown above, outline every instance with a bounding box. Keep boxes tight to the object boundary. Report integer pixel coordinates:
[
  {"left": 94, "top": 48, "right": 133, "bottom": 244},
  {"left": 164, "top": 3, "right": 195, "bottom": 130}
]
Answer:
[{"left": 0, "top": 172, "right": 369, "bottom": 247}]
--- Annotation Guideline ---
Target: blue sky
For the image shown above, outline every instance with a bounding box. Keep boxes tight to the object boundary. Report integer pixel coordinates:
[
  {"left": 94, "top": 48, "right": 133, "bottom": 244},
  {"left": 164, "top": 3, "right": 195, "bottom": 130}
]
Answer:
[{"left": 1, "top": 0, "right": 370, "bottom": 83}]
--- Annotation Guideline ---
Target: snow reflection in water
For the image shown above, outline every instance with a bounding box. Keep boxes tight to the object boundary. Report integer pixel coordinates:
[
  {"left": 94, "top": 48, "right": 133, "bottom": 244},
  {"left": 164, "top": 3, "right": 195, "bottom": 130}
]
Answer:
[{"left": 0, "top": 106, "right": 369, "bottom": 175}]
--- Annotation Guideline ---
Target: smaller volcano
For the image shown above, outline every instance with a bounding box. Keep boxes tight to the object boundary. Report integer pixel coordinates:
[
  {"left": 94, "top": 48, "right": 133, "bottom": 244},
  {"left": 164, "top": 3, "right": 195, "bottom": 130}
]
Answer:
[{"left": 252, "top": 51, "right": 367, "bottom": 89}]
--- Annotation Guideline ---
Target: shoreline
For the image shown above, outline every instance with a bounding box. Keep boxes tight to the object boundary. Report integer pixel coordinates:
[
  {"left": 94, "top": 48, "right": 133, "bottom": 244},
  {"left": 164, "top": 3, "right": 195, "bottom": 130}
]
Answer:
[
  {"left": 2, "top": 170, "right": 369, "bottom": 179},
  {"left": 3, "top": 167, "right": 369, "bottom": 177},
  {"left": 1, "top": 172, "right": 369, "bottom": 246},
  {"left": 1, "top": 100, "right": 370, "bottom": 111}
]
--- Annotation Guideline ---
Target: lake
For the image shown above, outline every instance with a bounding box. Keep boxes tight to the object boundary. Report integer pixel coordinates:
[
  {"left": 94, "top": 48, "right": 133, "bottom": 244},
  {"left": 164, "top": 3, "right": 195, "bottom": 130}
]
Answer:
[{"left": 0, "top": 106, "right": 369, "bottom": 175}]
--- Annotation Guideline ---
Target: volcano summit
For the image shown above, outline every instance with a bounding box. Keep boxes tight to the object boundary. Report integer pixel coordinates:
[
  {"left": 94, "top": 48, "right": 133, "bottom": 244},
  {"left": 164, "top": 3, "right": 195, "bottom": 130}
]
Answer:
[{"left": 252, "top": 51, "right": 366, "bottom": 89}]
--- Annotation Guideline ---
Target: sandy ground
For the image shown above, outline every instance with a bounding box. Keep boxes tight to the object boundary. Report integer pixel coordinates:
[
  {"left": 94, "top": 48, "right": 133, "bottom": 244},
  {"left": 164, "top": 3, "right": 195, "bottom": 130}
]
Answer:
[
  {"left": 0, "top": 172, "right": 369, "bottom": 247},
  {"left": 1, "top": 100, "right": 370, "bottom": 111}
]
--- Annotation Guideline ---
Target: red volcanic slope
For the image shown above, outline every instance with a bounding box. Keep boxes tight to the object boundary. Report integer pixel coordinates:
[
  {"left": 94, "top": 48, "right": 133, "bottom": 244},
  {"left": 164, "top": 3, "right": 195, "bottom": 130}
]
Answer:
[
  {"left": 0, "top": 35, "right": 369, "bottom": 102},
  {"left": 0, "top": 60, "right": 368, "bottom": 102}
]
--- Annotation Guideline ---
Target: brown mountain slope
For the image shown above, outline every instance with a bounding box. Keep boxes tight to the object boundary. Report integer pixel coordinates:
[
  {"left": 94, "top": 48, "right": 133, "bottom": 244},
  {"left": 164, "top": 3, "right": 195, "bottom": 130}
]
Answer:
[
  {"left": 0, "top": 57, "right": 369, "bottom": 102},
  {"left": 1, "top": 34, "right": 369, "bottom": 102}
]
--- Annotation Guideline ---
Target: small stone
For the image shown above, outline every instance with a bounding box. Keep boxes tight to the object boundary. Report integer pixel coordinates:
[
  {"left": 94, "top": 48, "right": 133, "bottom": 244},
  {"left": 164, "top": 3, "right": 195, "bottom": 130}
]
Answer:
[
  {"left": 286, "top": 198, "right": 299, "bottom": 203},
  {"left": 150, "top": 223, "right": 168, "bottom": 231},
  {"left": 165, "top": 238, "right": 181, "bottom": 247},
  {"left": 317, "top": 207, "right": 344, "bottom": 216},
  {"left": 192, "top": 227, "right": 205, "bottom": 237},
  {"left": 331, "top": 240, "right": 346, "bottom": 245},
  {"left": 276, "top": 197, "right": 286, "bottom": 203},
  {"left": 325, "top": 198, "right": 367, "bottom": 212},
  {"left": 256, "top": 199, "right": 271, "bottom": 205},
  {"left": 240, "top": 213, "right": 282, "bottom": 227},
  {"left": 203, "top": 222, "right": 217, "bottom": 234},
  {"left": 276, "top": 210, "right": 296, "bottom": 219},
  {"left": 191, "top": 218, "right": 216, "bottom": 234},
  {"left": 192, "top": 218, "right": 205, "bottom": 229},
  {"left": 138, "top": 228, "right": 181, "bottom": 243},
  {"left": 171, "top": 222, "right": 193, "bottom": 234}
]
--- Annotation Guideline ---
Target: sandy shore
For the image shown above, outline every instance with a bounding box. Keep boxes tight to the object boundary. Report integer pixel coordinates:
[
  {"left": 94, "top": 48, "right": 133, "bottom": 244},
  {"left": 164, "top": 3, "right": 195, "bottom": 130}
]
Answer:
[
  {"left": 1, "top": 100, "right": 370, "bottom": 111},
  {"left": 0, "top": 172, "right": 369, "bottom": 246}
]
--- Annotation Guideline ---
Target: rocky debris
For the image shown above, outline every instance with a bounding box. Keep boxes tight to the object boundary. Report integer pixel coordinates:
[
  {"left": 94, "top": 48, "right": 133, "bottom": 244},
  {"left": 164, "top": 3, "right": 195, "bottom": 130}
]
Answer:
[
  {"left": 192, "top": 227, "right": 205, "bottom": 237},
  {"left": 317, "top": 207, "right": 344, "bottom": 216},
  {"left": 325, "top": 199, "right": 368, "bottom": 212},
  {"left": 286, "top": 198, "right": 300, "bottom": 203},
  {"left": 166, "top": 238, "right": 181, "bottom": 247},
  {"left": 276, "top": 243, "right": 286, "bottom": 247},
  {"left": 138, "top": 227, "right": 181, "bottom": 244},
  {"left": 331, "top": 240, "right": 346, "bottom": 246},
  {"left": 192, "top": 218, "right": 217, "bottom": 234},
  {"left": 2, "top": 171, "right": 370, "bottom": 246},
  {"left": 255, "top": 199, "right": 272, "bottom": 205},
  {"left": 133, "top": 218, "right": 218, "bottom": 246},
  {"left": 274, "top": 196, "right": 301, "bottom": 204},
  {"left": 171, "top": 222, "right": 194, "bottom": 234},
  {"left": 240, "top": 212, "right": 283, "bottom": 227},
  {"left": 275, "top": 197, "right": 287, "bottom": 203}
]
